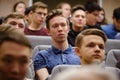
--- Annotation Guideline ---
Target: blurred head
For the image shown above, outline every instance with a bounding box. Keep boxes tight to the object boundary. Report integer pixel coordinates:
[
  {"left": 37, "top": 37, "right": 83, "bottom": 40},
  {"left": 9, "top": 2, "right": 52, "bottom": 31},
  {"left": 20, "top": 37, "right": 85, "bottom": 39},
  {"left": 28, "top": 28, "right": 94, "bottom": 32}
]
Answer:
[
  {"left": 53, "top": 66, "right": 118, "bottom": 80},
  {"left": 31, "top": 1, "right": 48, "bottom": 25},
  {"left": 56, "top": 2, "right": 71, "bottom": 18},
  {"left": 75, "top": 29, "right": 107, "bottom": 65},
  {"left": 4, "top": 12, "right": 25, "bottom": 33},
  {"left": 70, "top": 5, "right": 86, "bottom": 32},
  {"left": 113, "top": 7, "right": 120, "bottom": 30},
  {"left": 0, "top": 24, "right": 32, "bottom": 80},
  {"left": 24, "top": 6, "right": 32, "bottom": 24},
  {"left": 97, "top": 8, "right": 106, "bottom": 24},
  {"left": 13, "top": 1, "right": 26, "bottom": 15},
  {"left": 46, "top": 9, "right": 69, "bottom": 43},
  {"left": 85, "top": 1, "right": 101, "bottom": 26}
]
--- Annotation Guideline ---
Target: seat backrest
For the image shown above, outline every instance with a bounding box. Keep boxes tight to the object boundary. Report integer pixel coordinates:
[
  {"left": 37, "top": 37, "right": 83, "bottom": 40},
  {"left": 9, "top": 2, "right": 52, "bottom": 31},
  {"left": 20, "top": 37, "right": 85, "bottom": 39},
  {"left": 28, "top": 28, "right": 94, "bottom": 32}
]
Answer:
[
  {"left": 105, "top": 39, "right": 120, "bottom": 54},
  {"left": 32, "top": 45, "right": 51, "bottom": 59},
  {"left": 26, "top": 35, "right": 52, "bottom": 48},
  {"left": 105, "top": 49, "right": 120, "bottom": 67},
  {"left": 48, "top": 65, "right": 80, "bottom": 80}
]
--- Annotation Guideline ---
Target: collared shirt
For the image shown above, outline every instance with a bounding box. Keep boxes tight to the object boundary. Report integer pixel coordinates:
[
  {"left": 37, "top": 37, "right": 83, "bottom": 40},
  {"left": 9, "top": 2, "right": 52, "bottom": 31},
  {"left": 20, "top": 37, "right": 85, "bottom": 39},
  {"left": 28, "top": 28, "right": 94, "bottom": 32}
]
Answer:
[{"left": 34, "top": 45, "right": 80, "bottom": 74}]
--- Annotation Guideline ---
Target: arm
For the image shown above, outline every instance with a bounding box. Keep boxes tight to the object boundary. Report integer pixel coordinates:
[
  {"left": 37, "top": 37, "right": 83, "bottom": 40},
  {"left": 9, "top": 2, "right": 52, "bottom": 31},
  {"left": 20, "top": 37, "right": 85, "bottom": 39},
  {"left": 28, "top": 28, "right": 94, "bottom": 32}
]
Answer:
[{"left": 36, "top": 68, "right": 49, "bottom": 80}]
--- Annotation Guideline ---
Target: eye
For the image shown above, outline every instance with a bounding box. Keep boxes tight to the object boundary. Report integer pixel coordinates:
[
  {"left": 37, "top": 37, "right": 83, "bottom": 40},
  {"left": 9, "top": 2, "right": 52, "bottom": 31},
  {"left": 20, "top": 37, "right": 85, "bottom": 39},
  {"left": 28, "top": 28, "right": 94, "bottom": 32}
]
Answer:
[
  {"left": 18, "top": 24, "right": 24, "bottom": 28},
  {"left": 1, "top": 57, "right": 13, "bottom": 64},
  {"left": 87, "top": 43, "right": 95, "bottom": 48},
  {"left": 61, "top": 23, "right": 66, "bottom": 27},
  {"left": 19, "top": 58, "right": 29, "bottom": 65},
  {"left": 9, "top": 21, "right": 17, "bottom": 26},
  {"left": 99, "top": 45, "right": 105, "bottom": 49}
]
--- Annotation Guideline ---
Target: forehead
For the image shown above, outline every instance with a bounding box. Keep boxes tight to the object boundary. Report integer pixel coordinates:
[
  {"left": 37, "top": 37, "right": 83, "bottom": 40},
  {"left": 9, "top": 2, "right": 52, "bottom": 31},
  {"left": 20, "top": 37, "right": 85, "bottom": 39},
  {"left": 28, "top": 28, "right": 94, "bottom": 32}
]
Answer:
[
  {"left": 82, "top": 35, "right": 104, "bottom": 45},
  {"left": 0, "top": 41, "right": 30, "bottom": 58},
  {"left": 91, "top": 10, "right": 99, "bottom": 15},
  {"left": 7, "top": 18, "right": 24, "bottom": 23},
  {"left": 73, "top": 10, "right": 86, "bottom": 16},
  {"left": 35, "top": 7, "right": 47, "bottom": 12},
  {"left": 49, "top": 16, "right": 67, "bottom": 25}
]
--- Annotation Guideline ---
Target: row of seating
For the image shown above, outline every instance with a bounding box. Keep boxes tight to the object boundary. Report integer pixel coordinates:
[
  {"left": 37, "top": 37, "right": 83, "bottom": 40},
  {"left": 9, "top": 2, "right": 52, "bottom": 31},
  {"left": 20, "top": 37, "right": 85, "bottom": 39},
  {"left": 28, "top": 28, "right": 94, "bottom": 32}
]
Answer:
[{"left": 27, "top": 35, "right": 120, "bottom": 54}]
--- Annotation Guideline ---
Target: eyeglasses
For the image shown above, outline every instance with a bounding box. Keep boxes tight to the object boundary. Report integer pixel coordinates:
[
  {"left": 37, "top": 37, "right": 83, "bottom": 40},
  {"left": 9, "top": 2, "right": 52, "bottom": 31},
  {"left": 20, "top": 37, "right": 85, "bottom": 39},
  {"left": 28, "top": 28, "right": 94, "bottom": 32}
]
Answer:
[
  {"left": 34, "top": 11, "right": 47, "bottom": 16},
  {"left": 9, "top": 21, "right": 24, "bottom": 28}
]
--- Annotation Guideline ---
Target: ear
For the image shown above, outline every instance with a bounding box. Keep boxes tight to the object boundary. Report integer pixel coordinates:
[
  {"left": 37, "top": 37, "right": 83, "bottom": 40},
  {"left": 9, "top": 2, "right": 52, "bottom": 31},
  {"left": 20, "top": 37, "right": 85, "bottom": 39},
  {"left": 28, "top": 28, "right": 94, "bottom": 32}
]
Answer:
[
  {"left": 74, "top": 47, "right": 81, "bottom": 57},
  {"left": 70, "top": 16, "right": 72, "bottom": 23},
  {"left": 46, "top": 28, "right": 51, "bottom": 36}
]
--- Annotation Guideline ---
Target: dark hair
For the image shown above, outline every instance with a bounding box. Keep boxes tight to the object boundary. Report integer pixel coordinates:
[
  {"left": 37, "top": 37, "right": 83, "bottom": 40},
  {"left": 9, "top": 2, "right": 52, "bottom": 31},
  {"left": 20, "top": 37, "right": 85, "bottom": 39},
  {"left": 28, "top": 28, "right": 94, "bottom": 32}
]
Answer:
[
  {"left": 71, "top": 4, "right": 85, "bottom": 16},
  {"left": 13, "top": 1, "right": 26, "bottom": 12},
  {"left": 31, "top": 1, "right": 48, "bottom": 12},
  {"left": 84, "top": 1, "right": 101, "bottom": 13},
  {"left": 75, "top": 29, "right": 107, "bottom": 48},
  {"left": 99, "top": 7, "right": 107, "bottom": 25},
  {"left": 0, "top": 24, "right": 32, "bottom": 49},
  {"left": 113, "top": 7, "right": 120, "bottom": 20},
  {"left": 24, "top": 6, "right": 32, "bottom": 15},
  {"left": 46, "top": 9, "right": 68, "bottom": 29},
  {"left": 4, "top": 12, "right": 25, "bottom": 23}
]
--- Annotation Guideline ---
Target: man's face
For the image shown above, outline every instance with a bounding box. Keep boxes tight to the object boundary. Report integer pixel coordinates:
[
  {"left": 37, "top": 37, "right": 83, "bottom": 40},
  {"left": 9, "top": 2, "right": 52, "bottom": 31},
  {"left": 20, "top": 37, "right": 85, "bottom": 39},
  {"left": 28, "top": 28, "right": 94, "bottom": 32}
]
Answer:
[
  {"left": 86, "top": 11, "right": 99, "bottom": 26},
  {"left": 71, "top": 10, "right": 86, "bottom": 31},
  {"left": 61, "top": 4, "right": 71, "bottom": 18},
  {"left": 76, "top": 35, "right": 105, "bottom": 64},
  {"left": 6, "top": 18, "right": 25, "bottom": 33},
  {"left": 0, "top": 41, "right": 31, "bottom": 80},
  {"left": 32, "top": 7, "right": 47, "bottom": 25},
  {"left": 48, "top": 16, "right": 69, "bottom": 43},
  {"left": 16, "top": 3, "right": 26, "bottom": 14},
  {"left": 113, "top": 18, "right": 120, "bottom": 30}
]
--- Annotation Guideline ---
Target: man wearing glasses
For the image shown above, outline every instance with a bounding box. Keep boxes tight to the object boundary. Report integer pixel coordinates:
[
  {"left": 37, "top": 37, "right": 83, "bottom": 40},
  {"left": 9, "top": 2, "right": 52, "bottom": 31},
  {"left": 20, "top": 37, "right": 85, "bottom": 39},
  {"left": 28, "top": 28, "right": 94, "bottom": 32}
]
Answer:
[
  {"left": 3, "top": 12, "right": 25, "bottom": 33},
  {"left": 24, "top": 1, "right": 48, "bottom": 36}
]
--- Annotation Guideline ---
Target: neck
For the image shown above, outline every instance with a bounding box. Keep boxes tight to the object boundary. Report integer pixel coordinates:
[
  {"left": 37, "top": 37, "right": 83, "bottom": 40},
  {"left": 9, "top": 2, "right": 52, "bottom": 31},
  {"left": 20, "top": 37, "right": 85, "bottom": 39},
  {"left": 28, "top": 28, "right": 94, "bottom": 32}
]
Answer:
[
  {"left": 52, "top": 39, "right": 69, "bottom": 50},
  {"left": 72, "top": 26, "right": 84, "bottom": 32},
  {"left": 29, "top": 21, "right": 41, "bottom": 30}
]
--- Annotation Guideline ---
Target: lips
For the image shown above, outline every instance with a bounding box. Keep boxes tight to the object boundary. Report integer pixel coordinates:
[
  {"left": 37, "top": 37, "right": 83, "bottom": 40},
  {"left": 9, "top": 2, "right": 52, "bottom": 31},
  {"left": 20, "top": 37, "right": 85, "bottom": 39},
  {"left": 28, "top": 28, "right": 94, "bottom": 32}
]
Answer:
[{"left": 92, "top": 54, "right": 101, "bottom": 58}]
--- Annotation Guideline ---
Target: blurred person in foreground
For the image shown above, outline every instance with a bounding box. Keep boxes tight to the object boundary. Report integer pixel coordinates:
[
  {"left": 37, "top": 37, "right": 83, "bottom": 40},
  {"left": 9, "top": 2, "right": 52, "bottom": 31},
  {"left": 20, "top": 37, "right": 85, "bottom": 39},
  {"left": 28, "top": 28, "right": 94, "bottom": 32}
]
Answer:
[
  {"left": 3, "top": 12, "right": 25, "bottom": 33},
  {"left": 0, "top": 24, "right": 32, "bottom": 80}
]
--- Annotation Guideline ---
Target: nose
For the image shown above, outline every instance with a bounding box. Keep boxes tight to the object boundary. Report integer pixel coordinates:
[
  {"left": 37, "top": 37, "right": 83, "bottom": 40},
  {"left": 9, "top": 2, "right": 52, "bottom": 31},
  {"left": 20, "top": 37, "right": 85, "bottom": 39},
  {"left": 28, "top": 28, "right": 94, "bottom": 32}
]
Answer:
[
  {"left": 57, "top": 26, "right": 63, "bottom": 31},
  {"left": 10, "top": 62, "right": 20, "bottom": 75},
  {"left": 15, "top": 24, "right": 19, "bottom": 29},
  {"left": 94, "top": 45, "right": 100, "bottom": 52}
]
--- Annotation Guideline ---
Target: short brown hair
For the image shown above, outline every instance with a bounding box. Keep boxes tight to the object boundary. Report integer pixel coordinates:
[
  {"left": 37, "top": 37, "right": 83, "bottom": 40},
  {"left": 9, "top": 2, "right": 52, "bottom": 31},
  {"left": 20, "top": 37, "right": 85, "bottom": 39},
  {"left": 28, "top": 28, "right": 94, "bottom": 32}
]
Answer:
[
  {"left": 0, "top": 24, "right": 32, "bottom": 49},
  {"left": 46, "top": 9, "right": 68, "bottom": 29},
  {"left": 75, "top": 29, "right": 107, "bottom": 48},
  {"left": 4, "top": 12, "right": 25, "bottom": 23},
  {"left": 71, "top": 5, "right": 85, "bottom": 16},
  {"left": 31, "top": 1, "right": 48, "bottom": 12},
  {"left": 56, "top": 2, "right": 70, "bottom": 9}
]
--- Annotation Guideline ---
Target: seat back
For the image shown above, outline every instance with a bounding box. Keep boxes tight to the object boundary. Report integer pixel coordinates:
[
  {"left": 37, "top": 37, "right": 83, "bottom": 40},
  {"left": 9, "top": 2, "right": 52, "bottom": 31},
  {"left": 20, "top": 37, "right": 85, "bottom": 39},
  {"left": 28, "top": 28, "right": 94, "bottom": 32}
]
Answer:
[
  {"left": 105, "top": 39, "right": 120, "bottom": 54},
  {"left": 105, "top": 49, "right": 120, "bottom": 67},
  {"left": 26, "top": 35, "right": 52, "bottom": 48}
]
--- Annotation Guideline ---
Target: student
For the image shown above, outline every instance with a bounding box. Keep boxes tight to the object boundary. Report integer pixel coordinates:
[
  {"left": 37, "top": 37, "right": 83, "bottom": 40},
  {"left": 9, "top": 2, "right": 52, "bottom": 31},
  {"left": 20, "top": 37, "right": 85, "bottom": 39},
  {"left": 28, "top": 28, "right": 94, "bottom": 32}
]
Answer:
[
  {"left": 101, "top": 7, "right": 120, "bottom": 39},
  {"left": 84, "top": 1, "right": 102, "bottom": 30},
  {"left": 24, "top": 1, "right": 48, "bottom": 36},
  {"left": 33, "top": 9, "right": 80, "bottom": 80},
  {"left": 56, "top": 2, "right": 71, "bottom": 19},
  {"left": 3, "top": 12, "right": 25, "bottom": 33},
  {"left": 0, "top": 24, "right": 32, "bottom": 80},
  {"left": 68, "top": 5, "right": 86, "bottom": 46},
  {"left": 12, "top": 1, "right": 26, "bottom": 15}
]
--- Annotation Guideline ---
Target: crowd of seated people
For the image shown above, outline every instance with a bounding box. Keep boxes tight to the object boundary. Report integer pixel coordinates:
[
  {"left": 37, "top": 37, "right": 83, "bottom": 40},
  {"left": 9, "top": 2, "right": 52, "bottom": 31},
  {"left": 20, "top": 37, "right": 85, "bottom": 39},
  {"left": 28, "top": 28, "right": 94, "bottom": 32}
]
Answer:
[{"left": 0, "top": 1, "right": 120, "bottom": 80}]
